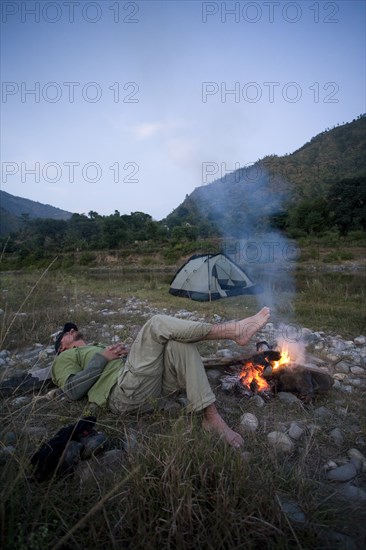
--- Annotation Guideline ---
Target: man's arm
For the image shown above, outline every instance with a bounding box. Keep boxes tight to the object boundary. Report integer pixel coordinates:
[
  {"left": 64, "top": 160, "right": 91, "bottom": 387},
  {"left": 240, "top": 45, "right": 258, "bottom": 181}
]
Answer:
[
  {"left": 63, "top": 343, "right": 128, "bottom": 400},
  {"left": 63, "top": 353, "right": 108, "bottom": 400}
]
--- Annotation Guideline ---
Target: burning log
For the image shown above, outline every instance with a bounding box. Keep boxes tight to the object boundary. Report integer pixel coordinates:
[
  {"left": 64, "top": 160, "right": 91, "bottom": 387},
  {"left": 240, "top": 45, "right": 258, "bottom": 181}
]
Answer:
[
  {"left": 214, "top": 342, "right": 333, "bottom": 402},
  {"left": 268, "top": 364, "right": 333, "bottom": 401},
  {"left": 202, "top": 350, "right": 281, "bottom": 370}
]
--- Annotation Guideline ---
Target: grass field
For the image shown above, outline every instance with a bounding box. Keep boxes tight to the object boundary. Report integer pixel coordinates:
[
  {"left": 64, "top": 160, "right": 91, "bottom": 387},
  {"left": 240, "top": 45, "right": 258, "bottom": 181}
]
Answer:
[
  {"left": 1, "top": 266, "right": 365, "bottom": 350},
  {"left": 1, "top": 267, "right": 365, "bottom": 549}
]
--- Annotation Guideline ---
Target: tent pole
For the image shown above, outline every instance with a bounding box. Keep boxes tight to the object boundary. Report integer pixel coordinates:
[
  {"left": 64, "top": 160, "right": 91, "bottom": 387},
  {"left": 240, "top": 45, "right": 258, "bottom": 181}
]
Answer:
[{"left": 207, "top": 256, "right": 211, "bottom": 302}]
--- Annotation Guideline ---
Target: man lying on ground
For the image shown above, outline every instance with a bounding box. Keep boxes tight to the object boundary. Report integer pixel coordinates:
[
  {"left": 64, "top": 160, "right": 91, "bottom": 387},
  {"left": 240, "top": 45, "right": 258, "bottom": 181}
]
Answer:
[{"left": 52, "top": 308, "right": 270, "bottom": 449}]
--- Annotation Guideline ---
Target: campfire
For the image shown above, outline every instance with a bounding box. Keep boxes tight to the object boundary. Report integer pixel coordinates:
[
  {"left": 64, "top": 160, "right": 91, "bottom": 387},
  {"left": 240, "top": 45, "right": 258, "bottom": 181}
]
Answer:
[
  {"left": 237, "top": 341, "right": 291, "bottom": 395},
  {"left": 216, "top": 340, "right": 333, "bottom": 402}
]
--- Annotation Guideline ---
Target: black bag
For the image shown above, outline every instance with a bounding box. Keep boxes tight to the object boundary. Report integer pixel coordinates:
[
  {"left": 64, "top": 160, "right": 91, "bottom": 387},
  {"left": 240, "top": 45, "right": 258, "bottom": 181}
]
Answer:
[{"left": 30, "top": 416, "right": 98, "bottom": 481}]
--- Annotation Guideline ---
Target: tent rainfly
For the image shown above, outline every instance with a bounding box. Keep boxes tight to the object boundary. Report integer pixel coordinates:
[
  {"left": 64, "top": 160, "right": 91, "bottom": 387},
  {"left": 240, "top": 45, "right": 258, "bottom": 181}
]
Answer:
[{"left": 169, "top": 253, "right": 261, "bottom": 301}]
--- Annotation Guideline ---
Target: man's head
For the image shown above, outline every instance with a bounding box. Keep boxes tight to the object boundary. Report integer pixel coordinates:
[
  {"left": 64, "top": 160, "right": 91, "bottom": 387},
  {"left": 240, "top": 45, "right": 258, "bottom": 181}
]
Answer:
[{"left": 55, "top": 323, "right": 84, "bottom": 354}]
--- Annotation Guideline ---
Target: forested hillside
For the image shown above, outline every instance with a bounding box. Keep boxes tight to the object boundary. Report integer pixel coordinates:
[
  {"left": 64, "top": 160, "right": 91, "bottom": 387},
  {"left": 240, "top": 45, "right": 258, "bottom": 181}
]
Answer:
[{"left": 165, "top": 114, "right": 366, "bottom": 239}]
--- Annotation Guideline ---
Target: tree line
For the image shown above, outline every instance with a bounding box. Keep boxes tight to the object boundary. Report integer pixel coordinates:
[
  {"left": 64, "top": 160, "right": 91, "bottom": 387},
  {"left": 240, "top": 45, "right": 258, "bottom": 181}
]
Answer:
[{"left": 1, "top": 177, "right": 365, "bottom": 262}]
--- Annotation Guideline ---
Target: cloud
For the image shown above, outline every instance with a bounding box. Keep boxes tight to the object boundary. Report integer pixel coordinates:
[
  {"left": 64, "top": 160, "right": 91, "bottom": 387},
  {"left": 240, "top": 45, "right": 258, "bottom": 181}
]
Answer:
[
  {"left": 133, "top": 122, "right": 165, "bottom": 140},
  {"left": 131, "top": 120, "right": 190, "bottom": 141}
]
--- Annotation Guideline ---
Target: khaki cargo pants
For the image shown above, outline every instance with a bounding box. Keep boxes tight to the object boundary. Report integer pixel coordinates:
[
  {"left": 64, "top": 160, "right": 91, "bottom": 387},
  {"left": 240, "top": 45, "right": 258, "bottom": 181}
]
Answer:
[{"left": 108, "top": 314, "right": 215, "bottom": 414}]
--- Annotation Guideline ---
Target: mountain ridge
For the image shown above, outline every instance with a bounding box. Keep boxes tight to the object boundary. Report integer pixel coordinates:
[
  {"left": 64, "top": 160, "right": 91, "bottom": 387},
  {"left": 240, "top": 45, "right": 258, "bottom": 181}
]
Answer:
[
  {"left": 0, "top": 191, "right": 73, "bottom": 236},
  {"left": 164, "top": 115, "right": 366, "bottom": 233}
]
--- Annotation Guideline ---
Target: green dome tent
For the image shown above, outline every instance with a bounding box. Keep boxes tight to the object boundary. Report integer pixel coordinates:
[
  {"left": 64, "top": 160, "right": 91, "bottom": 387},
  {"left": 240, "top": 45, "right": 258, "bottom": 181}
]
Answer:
[{"left": 169, "top": 253, "right": 261, "bottom": 301}]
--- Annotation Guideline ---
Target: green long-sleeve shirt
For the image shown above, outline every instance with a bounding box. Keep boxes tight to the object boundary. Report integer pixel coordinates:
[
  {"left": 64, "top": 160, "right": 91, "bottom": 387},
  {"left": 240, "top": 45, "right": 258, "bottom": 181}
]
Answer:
[{"left": 51, "top": 345, "right": 124, "bottom": 406}]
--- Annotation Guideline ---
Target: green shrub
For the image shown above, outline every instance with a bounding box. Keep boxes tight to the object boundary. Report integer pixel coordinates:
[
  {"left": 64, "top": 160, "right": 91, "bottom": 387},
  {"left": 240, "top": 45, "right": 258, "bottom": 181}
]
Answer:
[{"left": 78, "top": 252, "right": 97, "bottom": 266}]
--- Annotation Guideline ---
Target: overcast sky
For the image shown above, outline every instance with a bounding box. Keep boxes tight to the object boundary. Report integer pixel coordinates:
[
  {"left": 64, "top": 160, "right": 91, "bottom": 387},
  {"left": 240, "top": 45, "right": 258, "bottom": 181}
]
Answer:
[{"left": 1, "top": 0, "right": 365, "bottom": 220}]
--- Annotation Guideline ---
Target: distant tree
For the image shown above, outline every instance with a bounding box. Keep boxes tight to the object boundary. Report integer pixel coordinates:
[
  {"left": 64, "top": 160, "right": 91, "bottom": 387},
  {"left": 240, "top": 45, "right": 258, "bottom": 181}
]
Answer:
[
  {"left": 327, "top": 177, "right": 366, "bottom": 234},
  {"left": 20, "top": 213, "right": 31, "bottom": 226},
  {"left": 101, "top": 212, "right": 129, "bottom": 248},
  {"left": 172, "top": 225, "right": 198, "bottom": 242},
  {"left": 288, "top": 198, "right": 329, "bottom": 235},
  {"left": 88, "top": 210, "right": 101, "bottom": 220}
]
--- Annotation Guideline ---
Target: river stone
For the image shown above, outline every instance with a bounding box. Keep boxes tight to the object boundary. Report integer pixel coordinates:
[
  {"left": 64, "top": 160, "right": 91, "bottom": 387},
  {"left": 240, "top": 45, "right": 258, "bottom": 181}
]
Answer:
[
  {"left": 288, "top": 422, "right": 304, "bottom": 441},
  {"left": 337, "top": 483, "right": 366, "bottom": 501},
  {"left": 330, "top": 339, "right": 347, "bottom": 352},
  {"left": 349, "top": 378, "right": 363, "bottom": 387},
  {"left": 300, "top": 328, "right": 314, "bottom": 344},
  {"left": 324, "top": 459, "right": 338, "bottom": 470},
  {"left": 347, "top": 448, "right": 366, "bottom": 471},
  {"left": 267, "top": 432, "right": 294, "bottom": 453},
  {"left": 239, "top": 413, "right": 259, "bottom": 432},
  {"left": 249, "top": 395, "right": 265, "bottom": 408},
  {"left": 333, "top": 373, "right": 347, "bottom": 381},
  {"left": 349, "top": 457, "right": 362, "bottom": 473},
  {"left": 277, "top": 392, "right": 302, "bottom": 405},
  {"left": 277, "top": 495, "right": 306, "bottom": 523},
  {"left": 314, "top": 406, "right": 332, "bottom": 420},
  {"left": 329, "top": 428, "right": 344, "bottom": 446},
  {"left": 326, "top": 353, "right": 340, "bottom": 362},
  {"left": 28, "top": 365, "right": 53, "bottom": 380},
  {"left": 354, "top": 336, "right": 366, "bottom": 346},
  {"left": 350, "top": 366, "right": 364, "bottom": 374},
  {"left": 326, "top": 462, "right": 358, "bottom": 482},
  {"left": 336, "top": 361, "right": 351, "bottom": 373}
]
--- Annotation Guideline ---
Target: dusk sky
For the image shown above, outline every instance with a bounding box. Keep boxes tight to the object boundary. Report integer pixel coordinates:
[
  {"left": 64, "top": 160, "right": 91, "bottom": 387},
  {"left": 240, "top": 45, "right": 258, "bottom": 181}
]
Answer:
[{"left": 1, "top": 0, "right": 365, "bottom": 219}]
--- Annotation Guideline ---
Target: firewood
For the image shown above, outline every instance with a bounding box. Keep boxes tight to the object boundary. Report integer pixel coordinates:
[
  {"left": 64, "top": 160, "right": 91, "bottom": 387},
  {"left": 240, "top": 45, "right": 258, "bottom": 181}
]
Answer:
[
  {"left": 201, "top": 355, "right": 246, "bottom": 369},
  {"left": 202, "top": 350, "right": 281, "bottom": 369}
]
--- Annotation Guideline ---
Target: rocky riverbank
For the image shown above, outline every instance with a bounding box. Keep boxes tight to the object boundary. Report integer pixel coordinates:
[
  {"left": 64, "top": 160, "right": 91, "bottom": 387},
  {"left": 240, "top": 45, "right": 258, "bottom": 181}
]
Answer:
[{"left": 1, "top": 297, "right": 365, "bottom": 547}]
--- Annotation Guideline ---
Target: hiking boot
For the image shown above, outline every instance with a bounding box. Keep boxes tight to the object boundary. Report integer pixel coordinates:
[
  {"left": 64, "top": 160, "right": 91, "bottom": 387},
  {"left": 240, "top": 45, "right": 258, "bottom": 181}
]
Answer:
[
  {"left": 80, "top": 432, "right": 109, "bottom": 459},
  {"left": 59, "top": 441, "right": 84, "bottom": 474}
]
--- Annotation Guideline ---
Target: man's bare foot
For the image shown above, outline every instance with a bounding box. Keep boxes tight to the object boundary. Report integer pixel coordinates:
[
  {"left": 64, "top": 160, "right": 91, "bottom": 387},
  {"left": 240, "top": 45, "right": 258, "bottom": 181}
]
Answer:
[
  {"left": 202, "top": 404, "right": 244, "bottom": 449},
  {"left": 205, "top": 307, "right": 270, "bottom": 346},
  {"left": 235, "top": 307, "right": 270, "bottom": 346}
]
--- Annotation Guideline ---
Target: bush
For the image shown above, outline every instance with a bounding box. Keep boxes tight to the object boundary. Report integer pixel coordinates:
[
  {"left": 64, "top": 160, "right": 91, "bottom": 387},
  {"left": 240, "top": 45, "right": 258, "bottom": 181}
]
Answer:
[{"left": 78, "top": 252, "right": 97, "bottom": 266}]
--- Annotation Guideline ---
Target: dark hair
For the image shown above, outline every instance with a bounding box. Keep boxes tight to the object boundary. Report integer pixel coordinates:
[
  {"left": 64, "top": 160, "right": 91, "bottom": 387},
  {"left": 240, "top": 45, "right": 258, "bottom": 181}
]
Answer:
[{"left": 55, "top": 323, "right": 78, "bottom": 354}]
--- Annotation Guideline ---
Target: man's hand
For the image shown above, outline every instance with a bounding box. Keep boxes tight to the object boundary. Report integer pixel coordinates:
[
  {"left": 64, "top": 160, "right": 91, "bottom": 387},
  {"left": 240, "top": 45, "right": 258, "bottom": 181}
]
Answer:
[{"left": 102, "top": 343, "right": 129, "bottom": 362}]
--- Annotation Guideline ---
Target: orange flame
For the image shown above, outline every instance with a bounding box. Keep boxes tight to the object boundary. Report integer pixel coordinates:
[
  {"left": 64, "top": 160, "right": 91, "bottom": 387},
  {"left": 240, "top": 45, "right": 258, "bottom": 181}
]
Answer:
[
  {"left": 272, "top": 345, "right": 291, "bottom": 370},
  {"left": 239, "top": 362, "right": 269, "bottom": 392},
  {"left": 239, "top": 345, "right": 293, "bottom": 393}
]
